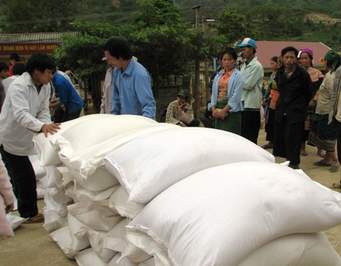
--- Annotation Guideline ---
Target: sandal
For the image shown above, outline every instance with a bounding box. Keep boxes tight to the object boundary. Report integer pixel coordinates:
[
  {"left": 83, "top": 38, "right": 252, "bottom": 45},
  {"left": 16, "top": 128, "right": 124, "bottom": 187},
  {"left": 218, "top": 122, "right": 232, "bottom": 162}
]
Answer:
[{"left": 24, "top": 213, "right": 44, "bottom": 224}]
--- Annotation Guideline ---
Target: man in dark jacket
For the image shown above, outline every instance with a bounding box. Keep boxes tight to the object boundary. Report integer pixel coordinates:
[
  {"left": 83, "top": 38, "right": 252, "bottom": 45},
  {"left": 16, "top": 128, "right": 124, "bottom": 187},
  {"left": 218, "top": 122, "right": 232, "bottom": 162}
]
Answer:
[{"left": 273, "top": 46, "right": 312, "bottom": 169}]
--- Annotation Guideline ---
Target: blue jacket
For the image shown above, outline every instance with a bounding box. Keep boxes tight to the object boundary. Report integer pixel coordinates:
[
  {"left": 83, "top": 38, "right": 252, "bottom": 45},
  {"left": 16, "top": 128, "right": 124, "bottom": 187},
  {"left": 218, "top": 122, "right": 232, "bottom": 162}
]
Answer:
[
  {"left": 112, "top": 60, "right": 156, "bottom": 119},
  {"left": 52, "top": 72, "right": 84, "bottom": 114},
  {"left": 209, "top": 68, "right": 244, "bottom": 112}
]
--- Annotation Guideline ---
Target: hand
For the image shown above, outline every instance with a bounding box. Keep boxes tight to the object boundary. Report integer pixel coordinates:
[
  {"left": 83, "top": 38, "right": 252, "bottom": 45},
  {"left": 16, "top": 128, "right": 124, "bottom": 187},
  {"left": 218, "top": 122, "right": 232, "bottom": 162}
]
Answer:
[
  {"left": 41, "top": 123, "right": 61, "bottom": 137},
  {"left": 212, "top": 108, "right": 221, "bottom": 119},
  {"left": 6, "top": 203, "right": 14, "bottom": 213}
]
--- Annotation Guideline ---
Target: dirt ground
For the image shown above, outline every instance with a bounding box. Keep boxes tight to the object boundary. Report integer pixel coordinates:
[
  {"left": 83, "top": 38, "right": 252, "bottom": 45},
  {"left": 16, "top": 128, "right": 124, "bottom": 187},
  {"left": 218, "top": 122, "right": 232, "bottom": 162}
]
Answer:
[{"left": 0, "top": 130, "right": 341, "bottom": 266}]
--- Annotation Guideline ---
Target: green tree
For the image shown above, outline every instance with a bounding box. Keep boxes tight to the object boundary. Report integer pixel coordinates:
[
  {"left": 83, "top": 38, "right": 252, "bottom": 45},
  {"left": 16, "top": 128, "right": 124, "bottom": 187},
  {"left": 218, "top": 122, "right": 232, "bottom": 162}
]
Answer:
[
  {"left": 216, "top": 8, "right": 253, "bottom": 45},
  {"left": 1, "top": 0, "right": 79, "bottom": 32}
]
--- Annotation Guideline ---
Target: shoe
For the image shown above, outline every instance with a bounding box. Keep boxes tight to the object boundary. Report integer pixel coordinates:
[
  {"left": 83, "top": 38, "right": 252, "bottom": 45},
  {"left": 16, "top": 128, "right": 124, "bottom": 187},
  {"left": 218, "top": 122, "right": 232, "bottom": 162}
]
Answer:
[
  {"left": 262, "top": 143, "right": 273, "bottom": 149},
  {"left": 24, "top": 213, "right": 44, "bottom": 224},
  {"left": 289, "top": 164, "right": 300, "bottom": 169},
  {"left": 314, "top": 160, "right": 332, "bottom": 167}
]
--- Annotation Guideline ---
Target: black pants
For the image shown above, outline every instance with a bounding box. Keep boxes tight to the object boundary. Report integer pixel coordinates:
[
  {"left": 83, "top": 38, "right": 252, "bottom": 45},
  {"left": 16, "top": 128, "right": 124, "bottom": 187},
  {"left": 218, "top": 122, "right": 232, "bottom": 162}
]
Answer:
[
  {"left": 273, "top": 117, "right": 304, "bottom": 166},
  {"left": 265, "top": 108, "right": 275, "bottom": 142},
  {"left": 53, "top": 107, "right": 81, "bottom": 123},
  {"left": 0, "top": 146, "right": 38, "bottom": 218},
  {"left": 241, "top": 110, "right": 260, "bottom": 144}
]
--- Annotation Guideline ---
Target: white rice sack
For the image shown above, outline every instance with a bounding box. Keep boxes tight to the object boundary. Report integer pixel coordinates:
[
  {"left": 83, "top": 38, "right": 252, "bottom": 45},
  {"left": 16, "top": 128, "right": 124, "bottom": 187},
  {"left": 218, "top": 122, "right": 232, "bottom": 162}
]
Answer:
[
  {"left": 68, "top": 202, "right": 122, "bottom": 232},
  {"left": 44, "top": 192, "right": 68, "bottom": 217},
  {"left": 71, "top": 167, "right": 117, "bottom": 192},
  {"left": 49, "top": 114, "right": 157, "bottom": 161},
  {"left": 33, "top": 115, "right": 95, "bottom": 166},
  {"left": 76, "top": 248, "right": 108, "bottom": 266},
  {"left": 138, "top": 258, "right": 154, "bottom": 266},
  {"left": 240, "top": 233, "right": 341, "bottom": 266},
  {"left": 73, "top": 182, "right": 116, "bottom": 203},
  {"left": 29, "top": 154, "right": 46, "bottom": 179},
  {"left": 50, "top": 226, "right": 88, "bottom": 258},
  {"left": 104, "top": 127, "right": 275, "bottom": 204},
  {"left": 127, "top": 162, "right": 341, "bottom": 266},
  {"left": 45, "top": 166, "right": 63, "bottom": 188},
  {"left": 6, "top": 213, "right": 26, "bottom": 230},
  {"left": 108, "top": 253, "right": 136, "bottom": 266},
  {"left": 43, "top": 208, "right": 67, "bottom": 233},
  {"left": 88, "top": 229, "right": 117, "bottom": 263},
  {"left": 61, "top": 124, "right": 177, "bottom": 181},
  {"left": 36, "top": 180, "right": 46, "bottom": 199},
  {"left": 108, "top": 187, "right": 143, "bottom": 219},
  {"left": 104, "top": 219, "right": 150, "bottom": 264},
  {"left": 56, "top": 166, "right": 74, "bottom": 187}
]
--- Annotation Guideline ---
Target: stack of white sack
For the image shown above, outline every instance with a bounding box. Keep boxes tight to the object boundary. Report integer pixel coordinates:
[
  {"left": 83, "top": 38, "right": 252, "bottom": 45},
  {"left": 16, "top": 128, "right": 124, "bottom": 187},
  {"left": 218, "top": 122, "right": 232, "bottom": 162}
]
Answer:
[
  {"left": 125, "top": 162, "right": 341, "bottom": 266},
  {"left": 96, "top": 127, "right": 277, "bottom": 265},
  {"left": 33, "top": 114, "right": 175, "bottom": 263}
]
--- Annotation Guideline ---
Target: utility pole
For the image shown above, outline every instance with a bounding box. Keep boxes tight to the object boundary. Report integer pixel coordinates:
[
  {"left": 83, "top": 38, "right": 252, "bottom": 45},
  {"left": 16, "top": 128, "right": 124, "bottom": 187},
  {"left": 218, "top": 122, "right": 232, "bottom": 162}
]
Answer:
[{"left": 192, "top": 5, "right": 201, "bottom": 116}]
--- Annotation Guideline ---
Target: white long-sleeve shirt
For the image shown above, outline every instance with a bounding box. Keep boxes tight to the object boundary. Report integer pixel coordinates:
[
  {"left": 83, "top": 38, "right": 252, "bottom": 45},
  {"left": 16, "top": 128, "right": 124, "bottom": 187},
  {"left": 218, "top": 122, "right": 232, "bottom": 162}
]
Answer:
[{"left": 0, "top": 72, "right": 51, "bottom": 156}]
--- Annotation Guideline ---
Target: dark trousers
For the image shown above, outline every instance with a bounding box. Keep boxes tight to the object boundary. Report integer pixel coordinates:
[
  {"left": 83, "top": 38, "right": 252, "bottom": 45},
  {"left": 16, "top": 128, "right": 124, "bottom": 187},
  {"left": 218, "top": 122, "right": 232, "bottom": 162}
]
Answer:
[
  {"left": 273, "top": 117, "right": 304, "bottom": 166},
  {"left": 241, "top": 110, "right": 260, "bottom": 144},
  {"left": 265, "top": 108, "right": 275, "bottom": 142},
  {"left": 0, "top": 146, "right": 38, "bottom": 218}
]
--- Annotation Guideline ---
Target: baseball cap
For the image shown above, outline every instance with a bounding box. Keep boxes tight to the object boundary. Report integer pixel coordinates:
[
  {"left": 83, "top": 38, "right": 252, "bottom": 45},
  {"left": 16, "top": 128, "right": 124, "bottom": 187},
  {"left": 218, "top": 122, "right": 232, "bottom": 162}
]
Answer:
[{"left": 238, "top": 38, "right": 257, "bottom": 49}]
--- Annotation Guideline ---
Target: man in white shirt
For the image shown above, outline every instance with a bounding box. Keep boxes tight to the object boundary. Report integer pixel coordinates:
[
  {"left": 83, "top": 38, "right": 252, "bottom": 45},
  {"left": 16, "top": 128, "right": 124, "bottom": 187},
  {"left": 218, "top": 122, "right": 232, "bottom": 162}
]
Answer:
[{"left": 0, "top": 54, "right": 60, "bottom": 222}]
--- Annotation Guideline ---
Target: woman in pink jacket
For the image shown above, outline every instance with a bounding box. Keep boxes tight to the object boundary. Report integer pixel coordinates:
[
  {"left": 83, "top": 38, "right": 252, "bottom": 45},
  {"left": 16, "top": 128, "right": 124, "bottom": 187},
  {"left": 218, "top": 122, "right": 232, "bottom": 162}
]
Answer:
[{"left": 0, "top": 154, "right": 15, "bottom": 237}]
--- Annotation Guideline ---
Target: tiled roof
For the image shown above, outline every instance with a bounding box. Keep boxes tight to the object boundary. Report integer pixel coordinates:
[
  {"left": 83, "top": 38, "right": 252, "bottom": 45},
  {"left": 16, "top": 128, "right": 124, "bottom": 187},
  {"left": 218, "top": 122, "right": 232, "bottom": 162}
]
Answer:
[
  {"left": 0, "top": 32, "right": 78, "bottom": 44},
  {"left": 256, "top": 41, "right": 331, "bottom": 69}
]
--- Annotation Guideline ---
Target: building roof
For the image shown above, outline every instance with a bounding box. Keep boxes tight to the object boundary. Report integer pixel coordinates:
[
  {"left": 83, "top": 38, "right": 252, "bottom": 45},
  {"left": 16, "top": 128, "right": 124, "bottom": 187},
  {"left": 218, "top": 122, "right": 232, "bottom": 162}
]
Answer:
[
  {"left": 256, "top": 41, "right": 331, "bottom": 69},
  {"left": 0, "top": 32, "right": 78, "bottom": 44}
]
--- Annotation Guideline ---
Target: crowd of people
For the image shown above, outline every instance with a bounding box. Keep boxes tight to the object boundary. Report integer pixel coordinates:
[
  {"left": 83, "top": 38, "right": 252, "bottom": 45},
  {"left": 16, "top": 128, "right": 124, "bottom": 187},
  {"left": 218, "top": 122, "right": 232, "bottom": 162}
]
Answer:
[{"left": 1, "top": 36, "right": 341, "bottom": 236}]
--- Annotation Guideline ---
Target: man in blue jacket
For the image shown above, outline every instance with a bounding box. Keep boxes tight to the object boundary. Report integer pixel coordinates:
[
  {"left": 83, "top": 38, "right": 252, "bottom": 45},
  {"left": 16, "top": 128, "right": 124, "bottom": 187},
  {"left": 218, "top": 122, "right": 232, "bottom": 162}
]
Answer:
[
  {"left": 52, "top": 70, "right": 84, "bottom": 122},
  {"left": 103, "top": 37, "right": 156, "bottom": 119}
]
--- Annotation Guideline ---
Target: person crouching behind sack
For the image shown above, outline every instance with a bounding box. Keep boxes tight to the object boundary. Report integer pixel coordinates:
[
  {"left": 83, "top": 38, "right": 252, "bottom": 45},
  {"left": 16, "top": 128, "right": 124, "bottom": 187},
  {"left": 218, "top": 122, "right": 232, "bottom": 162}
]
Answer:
[{"left": 165, "top": 90, "right": 200, "bottom": 127}]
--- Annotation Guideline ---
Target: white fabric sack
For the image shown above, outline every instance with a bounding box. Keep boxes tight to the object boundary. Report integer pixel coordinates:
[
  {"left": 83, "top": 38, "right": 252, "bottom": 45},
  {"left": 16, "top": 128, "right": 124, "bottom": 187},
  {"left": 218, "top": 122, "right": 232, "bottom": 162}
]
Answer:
[
  {"left": 139, "top": 258, "right": 154, "bottom": 266},
  {"left": 29, "top": 154, "right": 46, "bottom": 179},
  {"left": 127, "top": 162, "right": 341, "bottom": 266},
  {"left": 50, "top": 226, "right": 88, "bottom": 258},
  {"left": 44, "top": 192, "right": 68, "bottom": 217},
  {"left": 88, "top": 229, "right": 117, "bottom": 263},
  {"left": 104, "top": 127, "right": 275, "bottom": 204},
  {"left": 71, "top": 167, "right": 117, "bottom": 192},
  {"left": 104, "top": 219, "right": 150, "bottom": 264},
  {"left": 43, "top": 208, "right": 67, "bottom": 233},
  {"left": 6, "top": 213, "right": 26, "bottom": 230},
  {"left": 76, "top": 248, "right": 108, "bottom": 266},
  {"left": 56, "top": 166, "right": 74, "bottom": 187},
  {"left": 62, "top": 124, "right": 177, "bottom": 181},
  {"left": 33, "top": 114, "right": 95, "bottom": 166},
  {"left": 49, "top": 114, "right": 157, "bottom": 161},
  {"left": 45, "top": 166, "right": 63, "bottom": 188},
  {"left": 45, "top": 187, "right": 72, "bottom": 206},
  {"left": 239, "top": 233, "right": 341, "bottom": 266},
  {"left": 68, "top": 202, "right": 122, "bottom": 232},
  {"left": 73, "top": 182, "right": 116, "bottom": 203},
  {"left": 36, "top": 180, "right": 46, "bottom": 199},
  {"left": 108, "top": 253, "right": 136, "bottom": 266},
  {"left": 108, "top": 186, "right": 143, "bottom": 219}
]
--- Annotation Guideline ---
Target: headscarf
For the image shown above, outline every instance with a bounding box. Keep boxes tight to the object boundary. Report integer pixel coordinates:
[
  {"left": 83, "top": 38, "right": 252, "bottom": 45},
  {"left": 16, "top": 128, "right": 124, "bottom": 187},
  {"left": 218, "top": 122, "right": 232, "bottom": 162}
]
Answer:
[
  {"left": 298, "top": 48, "right": 313, "bottom": 59},
  {"left": 324, "top": 50, "right": 341, "bottom": 72}
]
